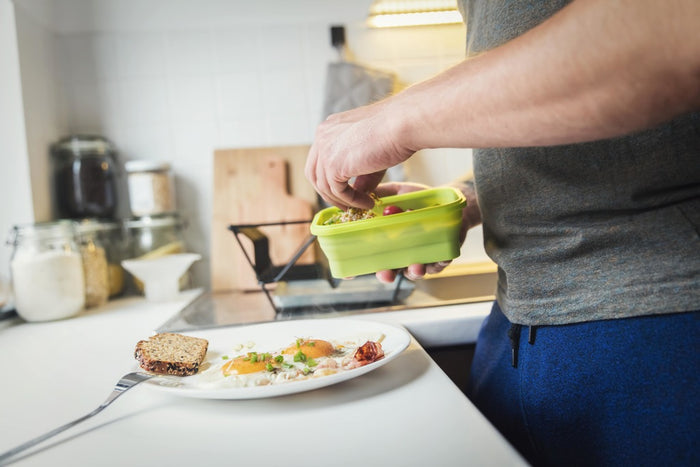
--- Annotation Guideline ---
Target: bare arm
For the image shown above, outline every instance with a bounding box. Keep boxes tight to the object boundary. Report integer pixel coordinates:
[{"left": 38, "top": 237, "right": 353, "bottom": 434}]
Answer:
[
  {"left": 306, "top": 0, "right": 700, "bottom": 210},
  {"left": 400, "top": 0, "right": 700, "bottom": 148}
]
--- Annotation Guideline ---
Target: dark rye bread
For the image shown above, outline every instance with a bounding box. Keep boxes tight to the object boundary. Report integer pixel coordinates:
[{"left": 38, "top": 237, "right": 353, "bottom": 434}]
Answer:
[{"left": 135, "top": 333, "right": 209, "bottom": 376}]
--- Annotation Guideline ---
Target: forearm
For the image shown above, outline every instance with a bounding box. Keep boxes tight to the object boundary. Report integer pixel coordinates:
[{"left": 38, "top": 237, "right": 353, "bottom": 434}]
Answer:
[
  {"left": 450, "top": 178, "right": 481, "bottom": 233},
  {"left": 391, "top": 0, "right": 700, "bottom": 151}
]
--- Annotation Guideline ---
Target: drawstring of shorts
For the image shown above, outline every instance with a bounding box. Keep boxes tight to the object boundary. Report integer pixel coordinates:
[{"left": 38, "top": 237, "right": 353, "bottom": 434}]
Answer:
[{"left": 508, "top": 323, "right": 537, "bottom": 368}]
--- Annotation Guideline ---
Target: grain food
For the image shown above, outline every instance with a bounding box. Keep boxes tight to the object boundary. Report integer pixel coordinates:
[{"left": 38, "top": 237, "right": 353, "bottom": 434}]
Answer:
[
  {"left": 82, "top": 242, "right": 108, "bottom": 308},
  {"left": 126, "top": 161, "right": 176, "bottom": 217},
  {"left": 323, "top": 193, "right": 386, "bottom": 225},
  {"left": 135, "top": 333, "right": 209, "bottom": 376},
  {"left": 324, "top": 207, "right": 376, "bottom": 224}
]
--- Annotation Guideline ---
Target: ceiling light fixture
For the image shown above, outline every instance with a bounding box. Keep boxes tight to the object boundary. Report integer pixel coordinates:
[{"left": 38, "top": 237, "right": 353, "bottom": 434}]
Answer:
[{"left": 367, "top": 0, "right": 463, "bottom": 28}]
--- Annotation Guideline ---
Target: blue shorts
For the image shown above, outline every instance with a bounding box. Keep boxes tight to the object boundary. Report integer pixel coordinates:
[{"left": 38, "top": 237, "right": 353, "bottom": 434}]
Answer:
[{"left": 467, "top": 302, "right": 699, "bottom": 466}]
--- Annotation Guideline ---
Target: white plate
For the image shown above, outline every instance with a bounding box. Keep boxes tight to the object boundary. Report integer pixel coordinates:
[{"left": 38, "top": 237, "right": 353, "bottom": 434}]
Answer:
[{"left": 142, "top": 318, "right": 411, "bottom": 399}]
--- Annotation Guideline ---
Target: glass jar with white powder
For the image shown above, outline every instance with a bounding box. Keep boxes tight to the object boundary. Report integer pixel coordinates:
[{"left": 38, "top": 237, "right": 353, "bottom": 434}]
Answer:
[
  {"left": 125, "top": 161, "right": 176, "bottom": 217},
  {"left": 8, "top": 221, "right": 86, "bottom": 321}
]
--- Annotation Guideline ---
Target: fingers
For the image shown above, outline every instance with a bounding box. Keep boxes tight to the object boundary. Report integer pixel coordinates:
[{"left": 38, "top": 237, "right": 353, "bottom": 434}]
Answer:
[
  {"left": 376, "top": 269, "right": 397, "bottom": 283},
  {"left": 375, "top": 181, "right": 430, "bottom": 197},
  {"left": 405, "top": 263, "right": 427, "bottom": 280},
  {"left": 305, "top": 102, "right": 416, "bottom": 210},
  {"left": 426, "top": 260, "right": 451, "bottom": 275},
  {"left": 306, "top": 136, "right": 375, "bottom": 210},
  {"left": 352, "top": 171, "right": 386, "bottom": 197},
  {"left": 307, "top": 152, "right": 379, "bottom": 210},
  {"left": 374, "top": 182, "right": 402, "bottom": 198},
  {"left": 376, "top": 260, "right": 451, "bottom": 284},
  {"left": 376, "top": 264, "right": 426, "bottom": 283}
]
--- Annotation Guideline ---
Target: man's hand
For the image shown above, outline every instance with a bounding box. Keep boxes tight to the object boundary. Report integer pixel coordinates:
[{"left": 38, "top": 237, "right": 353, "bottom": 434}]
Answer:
[{"left": 304, "top": 101, "right": 416, "bottom": 210}]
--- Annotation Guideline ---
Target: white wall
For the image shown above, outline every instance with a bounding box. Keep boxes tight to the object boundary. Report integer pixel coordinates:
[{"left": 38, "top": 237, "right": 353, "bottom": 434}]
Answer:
[
  {"left": 7, "top": 0, "right": 488, "bottom": 289},
  {"left": 0, "top": 0, "right": 35, "bottom": 292},
  {"left": 15, "top": 4, "right": 66, "bottom": 221}
]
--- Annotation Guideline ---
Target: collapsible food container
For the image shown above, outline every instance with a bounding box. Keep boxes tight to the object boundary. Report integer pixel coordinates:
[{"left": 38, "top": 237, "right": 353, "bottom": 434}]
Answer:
[{"left": 310, "top": 187, "right": 466, "bottom": 278}]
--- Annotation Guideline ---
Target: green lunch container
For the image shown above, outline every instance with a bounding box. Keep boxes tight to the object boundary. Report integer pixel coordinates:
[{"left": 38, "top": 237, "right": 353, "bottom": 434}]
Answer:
[{"left": 310, "top": 187, "right": 466, "bottom": 278}]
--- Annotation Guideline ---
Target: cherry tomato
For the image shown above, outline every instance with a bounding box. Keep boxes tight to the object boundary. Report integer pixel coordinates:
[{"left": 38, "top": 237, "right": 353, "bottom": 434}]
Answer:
[{"left": 383, "top": 205, "right": 404, "bottom": 216}]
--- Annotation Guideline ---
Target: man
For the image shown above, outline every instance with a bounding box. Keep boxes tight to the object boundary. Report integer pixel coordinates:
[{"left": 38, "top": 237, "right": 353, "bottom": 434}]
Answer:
[{"left": 306, "top": 0, "right": 699, "bottom": 465}]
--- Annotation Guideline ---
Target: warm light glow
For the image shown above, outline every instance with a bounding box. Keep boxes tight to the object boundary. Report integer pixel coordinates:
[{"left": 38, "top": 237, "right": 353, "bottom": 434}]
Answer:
[
  {"left": 369, "top": 0, "right": 459, "bottom": 16},
  {"left": 367, "top": 9, "right": 463, "bottom": 28},
  {"left": 367, "top": 0, "right": 462, "bottom": 28}
]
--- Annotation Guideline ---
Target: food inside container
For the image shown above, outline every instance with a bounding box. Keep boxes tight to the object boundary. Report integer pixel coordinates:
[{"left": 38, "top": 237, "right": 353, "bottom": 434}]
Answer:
[
  {"left": 310, "top": 187, "right": 466, "bottom": 278},
  {"left": 8, "top": 221, "right": 86, "bottom": 321},
  {"left": 125, "top": 160, "right": 177, "bottom": 217},
  {"left": 50, "top": 135, "right": 119, "bottom": 220},
  {"left": 75, "top": 219, "right": 110, "bottom": 308}
]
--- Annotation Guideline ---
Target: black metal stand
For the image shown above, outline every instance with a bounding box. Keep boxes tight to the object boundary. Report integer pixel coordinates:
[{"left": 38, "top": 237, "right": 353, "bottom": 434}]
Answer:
[{"left": 228, "top": 219, "right": 404, "bottom": 314}]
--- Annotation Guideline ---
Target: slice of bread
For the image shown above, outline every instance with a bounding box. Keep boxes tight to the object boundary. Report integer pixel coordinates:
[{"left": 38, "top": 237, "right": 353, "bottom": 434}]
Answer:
[{"left": 135, "top": 333, "right": 209, "bottom": 376}]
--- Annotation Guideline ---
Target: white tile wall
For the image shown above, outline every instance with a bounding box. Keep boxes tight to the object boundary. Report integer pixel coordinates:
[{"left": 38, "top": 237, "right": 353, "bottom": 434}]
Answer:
[{"left": 39, "top": 14, "right": 485, "bottom": 287}]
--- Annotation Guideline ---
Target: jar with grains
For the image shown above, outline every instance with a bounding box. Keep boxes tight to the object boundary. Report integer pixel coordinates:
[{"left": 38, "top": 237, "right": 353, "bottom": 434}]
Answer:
[
  {"left": 100, "top": 221, "right": 126, "bottom": 297},
  {"left": 125, "top": 160, "right": 176, "bottom": 217},
  {"left": 75, "top": 220, "right": 111, "bottom": 307},
  {"left": 7, "top": 221, "right": 85, "bottom": 321},
  {"left": 51, "top": 135, "right": 119, "bottom": 220},
  {"left": 124, "top": 214, "right": 190, "bottom": 293}
]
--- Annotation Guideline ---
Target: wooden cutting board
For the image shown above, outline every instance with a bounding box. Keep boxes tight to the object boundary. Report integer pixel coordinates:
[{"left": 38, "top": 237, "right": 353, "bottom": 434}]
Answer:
[{"left": 211, "top": 146, "right": 318, "bottom": 291}]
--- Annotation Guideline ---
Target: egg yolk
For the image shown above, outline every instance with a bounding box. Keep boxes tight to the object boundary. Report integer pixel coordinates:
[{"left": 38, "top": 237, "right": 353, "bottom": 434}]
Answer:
[
  {"left": 222, "top": 353, "right": 273, "bottom": 376},
  {"left": 283, "top": 339, "right": 334, "bottom": 359}
]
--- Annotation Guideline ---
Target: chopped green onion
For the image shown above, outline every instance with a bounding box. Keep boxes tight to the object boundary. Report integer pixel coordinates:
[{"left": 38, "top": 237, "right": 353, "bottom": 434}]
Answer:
[
  {"left": 274, "top": 355, "right": 284, "bottom": 363},
  {"left": 307, "top": 358, "right": 318, "bottom": 367},
  {"left": 293, "top": 350, "right": 307, "bottom": 362},
  {"left": 266, "top": 363, "right": 274, "bottom": 372},
  {"left": 221, "top": 355, "right": 229, "bottom": 360}
]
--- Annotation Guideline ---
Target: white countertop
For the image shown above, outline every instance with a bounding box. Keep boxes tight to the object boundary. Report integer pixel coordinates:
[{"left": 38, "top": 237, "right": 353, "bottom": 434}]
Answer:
[{"left": 0, "top": 291, "right": 525, "bottom": 466}]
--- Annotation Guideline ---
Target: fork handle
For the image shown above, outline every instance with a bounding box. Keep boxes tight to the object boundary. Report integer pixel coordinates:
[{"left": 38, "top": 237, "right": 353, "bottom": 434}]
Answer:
[
  {"left": 0, "top": 405, "right": 108, "bottom": 464},
  {"left": 0, "top": 374, "right": 151, "bottom": 464}
]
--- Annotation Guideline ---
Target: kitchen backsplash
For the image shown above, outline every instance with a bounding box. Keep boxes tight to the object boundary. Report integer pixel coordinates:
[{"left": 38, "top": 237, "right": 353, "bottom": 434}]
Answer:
[{"left": 12, "top": 2, "right": 484, "bottom": 288}]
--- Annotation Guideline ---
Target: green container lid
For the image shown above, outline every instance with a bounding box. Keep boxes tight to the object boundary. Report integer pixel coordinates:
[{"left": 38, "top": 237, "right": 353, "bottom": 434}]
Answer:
[{"left": 311, "top": 187, "right": 466, "bottom": 278}]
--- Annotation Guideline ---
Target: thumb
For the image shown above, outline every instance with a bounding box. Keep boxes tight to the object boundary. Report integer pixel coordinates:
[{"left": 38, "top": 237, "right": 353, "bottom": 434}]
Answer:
[{"left": 352, "top": 170, "right": 387, "bottom": 196}]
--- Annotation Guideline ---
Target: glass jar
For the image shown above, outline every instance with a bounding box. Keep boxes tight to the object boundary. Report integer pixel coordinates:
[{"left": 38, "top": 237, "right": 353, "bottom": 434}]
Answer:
[
  {"left": 75, "top": 220, "right": 111, "bottom": 307},
  {"left": 125, "top": 160, "right": 177, "bottom": 217},
  {"left": 51, "top": 135, "right": 119, "bottom": 219},
  {"left": 124, "top": 214, "right": 190, "bottom": 293},
  {"left": 7, "top": 221, "right": 85, "bottom": 321},
  {"left": 101, "top": 221, "right": 127, "bottom": 298}
]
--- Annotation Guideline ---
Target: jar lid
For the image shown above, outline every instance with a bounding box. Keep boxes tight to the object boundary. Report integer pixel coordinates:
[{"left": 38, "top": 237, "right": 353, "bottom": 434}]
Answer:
[
  {"left": 124, "top": 214, "right": 184, "bottom": 229},
  {"left": 51, "top": 135, "right": 116, "bottom": 157},
  {"left": 125, "top": 160, "right": 171, "bottom": 173},
  {"left": 7, "top": 220, "right": 77, "bottom": 245}
]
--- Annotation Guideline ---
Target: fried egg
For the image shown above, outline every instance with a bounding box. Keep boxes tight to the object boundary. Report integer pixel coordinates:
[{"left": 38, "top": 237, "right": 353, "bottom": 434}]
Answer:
[
  {"left": 282, "top": 338, "right": 335, "bottom": 359},
  {"left": 221, "top": 352, "right": 274, "bottom": 376},
  {"left": 194, "top": 335, "right": 384, "bottom": 389}
]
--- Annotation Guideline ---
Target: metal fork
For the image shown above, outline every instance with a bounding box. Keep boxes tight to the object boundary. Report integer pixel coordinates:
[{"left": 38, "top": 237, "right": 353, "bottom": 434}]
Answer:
[{"left": 0, "top": 371, "right": 153, "bottom": 464}]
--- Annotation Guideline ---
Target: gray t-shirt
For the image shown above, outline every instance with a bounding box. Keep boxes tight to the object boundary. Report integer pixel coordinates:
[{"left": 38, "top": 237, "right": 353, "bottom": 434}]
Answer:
[{"left": 461, "top": 0, "right": 700, "bottom": 324}]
